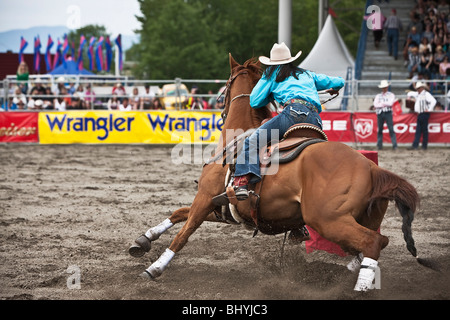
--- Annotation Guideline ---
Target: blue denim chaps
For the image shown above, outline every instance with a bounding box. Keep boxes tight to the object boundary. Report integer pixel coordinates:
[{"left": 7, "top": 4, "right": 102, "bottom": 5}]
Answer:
[{"left": 234, "top": 102, "right": 323, "bottom": 182}]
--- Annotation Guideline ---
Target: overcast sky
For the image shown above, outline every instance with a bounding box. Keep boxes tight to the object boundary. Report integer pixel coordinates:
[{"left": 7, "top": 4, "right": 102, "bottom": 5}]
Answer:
[{"left": 0, "top": 0, "right": 141, "bottom": 35}]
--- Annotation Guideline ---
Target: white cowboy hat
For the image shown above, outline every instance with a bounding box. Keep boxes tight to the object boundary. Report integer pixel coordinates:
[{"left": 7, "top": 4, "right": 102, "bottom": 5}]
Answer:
[
  {"left": 259, "top": 42, "right": 302, "bottom": 65},
  {"left": 378, "top": 80, "right": 390, "bottom": 88},
  {"left": 415, "top": 81, "right": 428, "bottom": 90}
]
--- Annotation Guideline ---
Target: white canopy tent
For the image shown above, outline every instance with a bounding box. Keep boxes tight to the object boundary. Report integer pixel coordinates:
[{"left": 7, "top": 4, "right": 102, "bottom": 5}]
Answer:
[{"left": 299, "top": 15, "right": 354, "bottom": 109}]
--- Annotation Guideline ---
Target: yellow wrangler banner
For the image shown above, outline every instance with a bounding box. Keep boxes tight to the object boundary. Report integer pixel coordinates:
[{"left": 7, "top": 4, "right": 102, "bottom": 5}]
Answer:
[{"left": 38, "top": 111, "right": 224, "bottom": 144}]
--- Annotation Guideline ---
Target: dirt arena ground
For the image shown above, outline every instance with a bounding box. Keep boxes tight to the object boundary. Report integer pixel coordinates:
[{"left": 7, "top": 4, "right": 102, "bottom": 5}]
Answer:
[{"left": 0, "top": 144, "right": 449, "bottom": 301}]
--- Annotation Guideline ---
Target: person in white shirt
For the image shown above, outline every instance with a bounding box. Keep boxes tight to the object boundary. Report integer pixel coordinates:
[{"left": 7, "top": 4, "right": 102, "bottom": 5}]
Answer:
[
  {"left": 373, "top": 80, "right": 398, "bottom": 150},
  {"left": 406, "top": 81, "right": 437, "bottom": 150}
]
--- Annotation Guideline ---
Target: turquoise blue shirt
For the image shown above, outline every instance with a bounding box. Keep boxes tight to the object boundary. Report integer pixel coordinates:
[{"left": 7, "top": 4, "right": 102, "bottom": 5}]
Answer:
[{"left": 249, "top": 68, "right": 345, "bottom": 113}]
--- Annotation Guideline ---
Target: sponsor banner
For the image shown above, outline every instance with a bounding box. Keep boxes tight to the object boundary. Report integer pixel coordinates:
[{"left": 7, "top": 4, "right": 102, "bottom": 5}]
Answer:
[
  {"left": 351, "top": 112, "right": 450, "bottom": 144},
  {"left": 38, "top": 111, "right": 224, "bottom": 144},
  {"left": 0, "top": 112, "right": 39, "bottom": 143},
  {"left": 321, "top": 112, "right": 354, "bottom": 142}
]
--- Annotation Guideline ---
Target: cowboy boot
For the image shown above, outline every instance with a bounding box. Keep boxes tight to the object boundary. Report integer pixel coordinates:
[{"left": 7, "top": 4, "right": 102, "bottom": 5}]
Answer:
[{"left": 212, "top": 174, "right": 251, "bottom": 206}]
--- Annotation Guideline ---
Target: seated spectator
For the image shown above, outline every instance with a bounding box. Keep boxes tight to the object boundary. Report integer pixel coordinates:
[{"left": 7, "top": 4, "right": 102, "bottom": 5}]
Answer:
[
  {"left": 119, "top": 97, "right": 132, "bottom": 111},
  {"left": 403, "top": 27, "right": 421, "bottom": 63},
  {"left": 439, "top": 55, "right": 450, "bottom": 77},
  {"left": 141, "top": 84, "right": 155, "bottom": 110},
  {"left": 29, "top": 99, "right": 44, "bottom": 110},
  {"left": 151, "top": 97, "right": 165, "bottom": 110},
  {"left": 43, "top": 87, "right": 54, "bottom": 110},
  {"left": 422, "top": 23, "right": 435, "bottom": 43},
  {"left": 183, "top": 86, "right": 204, "bottom": 110},
  {"left": 67, "top": 81, "right": 76, "bottom": 95},
  {"left": 75, "top": 84, "right": 85, "bottom": 100},
  {"left": 107, "top": 92, "right": 120, "bottom": 110},
  {"left": 29, "top": 78, "right": 47, "bottom": 96},
  {"left": 420, "top": 48, "right": 433, "bottom": 77},
  {"left": 13, "top": 97, "right": 27, "bottom": 110},
  {"left": 54, "top": 87, "right": 69, "bottom": 111},
  {"left": 67, "top": 93, "right": 85, "bottom": 110},
  {"left": 129, "top": 87, "right": 141, "bottom": 110},
  {"left": 112, "top": 82, "right": 126, "bottom": 100},
  {"left": 27, "top": 88, "right": 39, "bottom": 109},
  {"left": 408, "top": 45, "right": 421, "bottom": 77},
  {"left": 84, "top": 84, "right": 95, "bottom": 109},
  {"left": 419, "top": 37, "right": 432, "bottom": 53}
]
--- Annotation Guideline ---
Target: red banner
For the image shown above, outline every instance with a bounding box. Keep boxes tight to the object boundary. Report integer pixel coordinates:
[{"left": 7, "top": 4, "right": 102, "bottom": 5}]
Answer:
[
  {"left": 0, "top": 112, "right": 39, "bottom": 143},
  {"left": 349, "top": 112, "right": 450, "bottom": 144}
]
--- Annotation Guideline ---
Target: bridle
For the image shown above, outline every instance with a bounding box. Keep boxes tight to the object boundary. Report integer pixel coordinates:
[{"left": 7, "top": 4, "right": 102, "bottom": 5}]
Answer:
[{"left": 219, "top": 70, "right": 251, "bottom": 123}]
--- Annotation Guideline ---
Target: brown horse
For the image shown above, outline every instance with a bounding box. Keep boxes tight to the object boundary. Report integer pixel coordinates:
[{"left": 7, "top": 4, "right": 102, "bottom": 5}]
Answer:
[{"left": 129, "top": 54, "right": 423, "bottom": 291}]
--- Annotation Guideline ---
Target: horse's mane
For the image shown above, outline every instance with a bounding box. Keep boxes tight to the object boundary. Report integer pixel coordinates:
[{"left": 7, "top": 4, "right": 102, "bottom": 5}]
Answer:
[{"left": 231, "top": 57, "right": 272, "bottom": 125}]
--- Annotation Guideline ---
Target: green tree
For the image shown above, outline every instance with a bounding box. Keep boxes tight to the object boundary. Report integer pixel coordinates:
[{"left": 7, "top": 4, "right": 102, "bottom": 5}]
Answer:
[{"left": 128, "top": 0, "right": 364, "bottom": 80}]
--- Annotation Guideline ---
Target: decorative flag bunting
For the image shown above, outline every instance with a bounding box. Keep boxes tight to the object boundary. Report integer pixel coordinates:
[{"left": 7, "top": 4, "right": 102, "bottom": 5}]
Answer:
[
  {"left": 19, "top": 37, "right": 28, "bottom": 63},
  {"left": 115, "top": 34, "right": 123, "bottom": 71},
  {"left": 53, "top": 38, "right": 63, "bottom": 69},
  {"left": 45, "top": 35, "right": 54, "bottom": 72},
  {"left": 105, "top": 36, "right": 113, "bottom": 72},
  {"left": 62, "top": 34, "right": 69, "bottom": 58},
  {"left": 77, "top": 35, "right": 86, "bottom": 70},
  {"left": 33, "top": 36, "right": 41, "bottom": 73},
  {"left": 87, "top": 36, "right": 96, "bottom": 71},
  {"left": 95, "top": 36, "right": 104, "bottom": 71}
]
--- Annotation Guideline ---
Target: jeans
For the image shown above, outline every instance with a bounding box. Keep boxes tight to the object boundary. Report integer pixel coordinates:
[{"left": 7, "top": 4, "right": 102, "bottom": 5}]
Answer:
[
  {"left": 377, "top": 111, "right": 397, "bottom": 149},
  {"left": 234, "top": 103, "right": 323, "bottom": 182},
  {"left": 412, "top": 112, "right": 430, "bottom": 149},
  {"left": 387, "top": 28, "right": 399, "bottom": 58}
]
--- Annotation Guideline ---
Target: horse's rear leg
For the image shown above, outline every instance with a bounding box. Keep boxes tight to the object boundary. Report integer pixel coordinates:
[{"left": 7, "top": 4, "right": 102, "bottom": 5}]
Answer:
[{"left": 314, "top": 217, "right": 388, "bottom": 291}]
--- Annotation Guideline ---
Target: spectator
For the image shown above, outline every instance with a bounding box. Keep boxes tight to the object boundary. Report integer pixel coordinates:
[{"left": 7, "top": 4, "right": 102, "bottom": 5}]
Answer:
[
  {"left": 119, "top": 97, "right": 132, "bottom": 111},
  {"left": 408, "top": 45, "right": 421, "bottom": 77},
  {"left": 439, "top": 55, "right": 450, "bottom": 77},
  {"left": 432, "top": 45, "right": 446, "bottom": 76},
  {"left": 27, "top": 88, "right": 39, "bottom": 109},
  {"left": 84, "top": 84, "right": 95, "bottom": 109},
  {"left": 43, "top": 87, "right": 54, "bottom": 110},
  {"left": 67, "top": 81, "right": 76, "bottom": 95},
  {"left": 184, "top": 85, "right": 204, "bottom": 109},
  {"left": 403, "top": 26, "right": 422, "bottom": 62},
  {"left": 419, "top": 37, "right": 432, "bottom": 53},
  {"left": 151, "top": 97, "right": 165, "bottom": 110},
  {"left": 420, "top": 48, "right": 433, "bottom": 77},
  {"left": 67, "top": 93, "right": 85, "bottom": 110},
  {"left": 29, "top": 99, "right": 44, "bottom": 111},
  {"left": 107, "top": 92, "right": 120, "bottom": 110},
  {"left": 406, "top": 81, "right": 437, "bottom": 150},
  {"left": 129, "top": 87, "right": 141, "bottom": 110},
  {"left": 373, "top": 80, "right": 398, "bottom": 150},
  {"left": 141, "top": 84, "right": 155, "bottom": 109},
  {"left": 54, "top": 87, "right": 68, "bottom": 111},
  {"left": 13, "top": 97, "right": 27, "bottom": 110},
  {"left": 29, "top": 78, "right": 47, "bottom": 96},
  {"left": 16, "top": 61, "right": 29, "bottom": 94},
  {"left": 112, "top": 82, "right": 126, "bottom": 100},
  {"left": 422, "top": 23, "right": 435, "bottom": 43},
  {"left": 384, "top": 8, "right": 403, "bottom": 60}
]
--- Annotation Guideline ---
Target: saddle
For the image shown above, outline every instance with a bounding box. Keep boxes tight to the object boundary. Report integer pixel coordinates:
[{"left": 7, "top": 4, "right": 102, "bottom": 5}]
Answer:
[
  {"left": 261, "top": 123, "right": 328, "bottom": 167},
  {"left": 212, "top": 123, "right": 327, "bottom": 230}
]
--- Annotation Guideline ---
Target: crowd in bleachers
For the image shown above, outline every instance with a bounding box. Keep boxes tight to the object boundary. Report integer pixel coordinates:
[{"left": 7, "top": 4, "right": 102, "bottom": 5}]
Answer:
[
  {"left": 1, "top": 62, "right": 225, "bottom": 112},
  {"left": 403, "top": 0, "right": 450, "bottom": 86}
]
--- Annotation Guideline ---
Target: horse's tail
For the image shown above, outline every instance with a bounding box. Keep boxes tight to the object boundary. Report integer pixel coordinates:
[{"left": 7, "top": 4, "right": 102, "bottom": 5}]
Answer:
[{"left": 369, "top": 167, "right": 439, "bottom": 270}]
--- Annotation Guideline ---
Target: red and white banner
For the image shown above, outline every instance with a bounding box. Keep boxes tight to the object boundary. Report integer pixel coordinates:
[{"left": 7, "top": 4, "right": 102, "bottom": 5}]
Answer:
[
  {"left": 0, "top": 112, "right": 39, "bottom": 143},
  {"left": 321, "top": 111, "right": 450, "bottom": 144}
]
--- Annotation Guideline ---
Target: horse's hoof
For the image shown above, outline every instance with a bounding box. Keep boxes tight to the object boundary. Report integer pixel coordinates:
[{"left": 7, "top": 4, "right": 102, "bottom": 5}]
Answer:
[
  {"left": 139, "top": 271, "right": 154, "bottom": 280},
  {"left": 128, "top": 235, "right": 152, "bottom": 257}
]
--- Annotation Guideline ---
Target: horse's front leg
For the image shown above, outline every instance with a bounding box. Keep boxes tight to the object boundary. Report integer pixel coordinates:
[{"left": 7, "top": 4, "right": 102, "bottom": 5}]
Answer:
[
  {"left": 141, "top": 193, "right": 215, "bottom": 279},
  {"left": 128, "top": 207, "right": 190, "bottom": 258}
]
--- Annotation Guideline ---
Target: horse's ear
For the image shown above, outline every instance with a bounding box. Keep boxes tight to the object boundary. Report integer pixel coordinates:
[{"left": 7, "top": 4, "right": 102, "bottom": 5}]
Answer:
[{"left": 229, "top": 53, "right": 240, "bottom": 70}]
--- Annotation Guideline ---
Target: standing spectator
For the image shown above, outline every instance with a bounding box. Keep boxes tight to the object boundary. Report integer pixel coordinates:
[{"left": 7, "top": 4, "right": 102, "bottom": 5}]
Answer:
[
  {"left": 84, "top": 84, "right": 95, "bottom": 109},
  {"left": 384, "top": 8, "right": 403, "bottom": 60},
  {"left": 406, "top": 82, "right": 437, "bottom": 150},
  {"left": 373, "top": 80, "right": 398, "bottom": 150},
  {"left": 16, "top": 61, "right": 29, "bottom": 94},
  {"left": 403, "top": 26, "right": 421, "bottom": 62}
]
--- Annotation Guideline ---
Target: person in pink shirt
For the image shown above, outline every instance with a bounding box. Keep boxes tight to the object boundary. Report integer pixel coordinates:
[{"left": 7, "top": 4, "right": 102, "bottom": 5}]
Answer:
[{"left": 373, "top": 80, "right": 398, "bottom": 150}]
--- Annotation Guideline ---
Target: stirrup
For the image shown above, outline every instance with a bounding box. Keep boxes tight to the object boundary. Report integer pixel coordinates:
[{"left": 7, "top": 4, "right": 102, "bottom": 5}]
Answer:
[{"left": 212, "top": 186, "right": 248, "bottom": 206}]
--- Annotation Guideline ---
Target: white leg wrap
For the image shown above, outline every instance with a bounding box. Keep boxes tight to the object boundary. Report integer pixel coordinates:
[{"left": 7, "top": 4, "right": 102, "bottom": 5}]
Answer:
[
  {"left": 145, "top": 248, "right": 175, "bottom": 278},
  {"left": 354, "top": 257, "right": 381, "bottom": 291},
  {"left": 145, "top": 218, "right": 173, "bottom": 241},
  {"left": 347, "top": 253, "right": 364, "bottom": 273}
]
